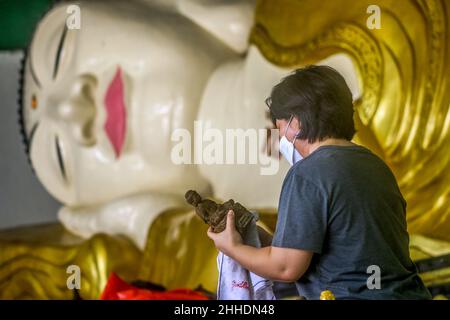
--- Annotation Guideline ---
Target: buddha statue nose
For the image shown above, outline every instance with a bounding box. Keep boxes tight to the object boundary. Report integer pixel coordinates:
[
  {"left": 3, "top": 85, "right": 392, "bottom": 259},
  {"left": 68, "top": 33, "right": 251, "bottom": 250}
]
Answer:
[{"left": 55, "top": 74, "right": 98, "bottom": 147}]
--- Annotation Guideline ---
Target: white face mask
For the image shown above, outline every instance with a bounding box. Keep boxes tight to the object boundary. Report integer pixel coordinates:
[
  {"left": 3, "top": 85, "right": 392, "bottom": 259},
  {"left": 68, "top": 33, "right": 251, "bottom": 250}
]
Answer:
[{"left": 279, "top": 116, "right": 303, "bottom": 166}]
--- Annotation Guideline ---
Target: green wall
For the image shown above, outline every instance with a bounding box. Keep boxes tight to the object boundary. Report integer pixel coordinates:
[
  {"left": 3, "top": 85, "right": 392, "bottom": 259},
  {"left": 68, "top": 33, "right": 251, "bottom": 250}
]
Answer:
[{"left": 0, "top": 0, "right": 53, "bottom": 50}]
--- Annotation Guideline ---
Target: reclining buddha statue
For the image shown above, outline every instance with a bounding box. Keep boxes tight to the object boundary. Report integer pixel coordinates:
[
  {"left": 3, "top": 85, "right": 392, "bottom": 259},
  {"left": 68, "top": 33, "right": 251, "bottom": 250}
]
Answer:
[{"left": 1, "top": 0, "right": 448, "bottom": 299}]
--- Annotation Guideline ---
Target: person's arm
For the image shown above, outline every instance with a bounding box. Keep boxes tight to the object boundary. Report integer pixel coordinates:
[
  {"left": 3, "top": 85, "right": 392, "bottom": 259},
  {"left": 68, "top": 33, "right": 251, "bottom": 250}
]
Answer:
[
  {"left": 207, "top": 210, "right": 313, "bottom": 282},
  {"left": 232, "top": 242, "right": 313, "bottom": 282}
]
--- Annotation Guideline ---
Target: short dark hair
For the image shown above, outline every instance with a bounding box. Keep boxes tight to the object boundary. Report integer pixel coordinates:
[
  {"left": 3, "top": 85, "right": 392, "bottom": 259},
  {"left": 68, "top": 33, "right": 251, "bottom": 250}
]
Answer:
[{"left": 266, "top": 65, "right": 356, "bottom": 143}]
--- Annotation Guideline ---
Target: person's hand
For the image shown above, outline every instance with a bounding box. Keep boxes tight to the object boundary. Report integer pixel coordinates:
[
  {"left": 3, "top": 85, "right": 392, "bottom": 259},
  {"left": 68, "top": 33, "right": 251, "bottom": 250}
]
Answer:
[{"left": 207, "top": 210, "right": 243, "bottom": 256}]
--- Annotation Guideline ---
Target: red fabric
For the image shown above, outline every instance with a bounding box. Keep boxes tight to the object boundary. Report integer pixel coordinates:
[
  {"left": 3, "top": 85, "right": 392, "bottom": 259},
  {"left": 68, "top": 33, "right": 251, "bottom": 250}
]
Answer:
[
  {"left": 100, "top": 272, "right": 136, "bottom": 300},
  {"left": 100, "top": 273, "right": 209, "bottom": 300}
]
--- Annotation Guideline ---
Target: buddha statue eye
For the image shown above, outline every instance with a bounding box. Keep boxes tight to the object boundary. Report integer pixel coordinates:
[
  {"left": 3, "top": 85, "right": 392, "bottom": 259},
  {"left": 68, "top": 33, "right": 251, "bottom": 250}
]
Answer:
[{"left": 31, "top": 94, "right": 38, "bottom": 110}]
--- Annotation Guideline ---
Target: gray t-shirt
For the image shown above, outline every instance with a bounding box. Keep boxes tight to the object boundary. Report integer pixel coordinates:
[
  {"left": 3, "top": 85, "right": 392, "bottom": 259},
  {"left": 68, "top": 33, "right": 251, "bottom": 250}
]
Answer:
[{"left": 272, "top": 145, "right": 431, "bottom": 300}]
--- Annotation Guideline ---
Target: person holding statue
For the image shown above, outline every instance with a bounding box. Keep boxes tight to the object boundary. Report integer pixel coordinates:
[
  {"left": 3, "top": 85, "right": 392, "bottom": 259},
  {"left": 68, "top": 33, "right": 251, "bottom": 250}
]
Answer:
[{"left": 207, "top": 65, "right": 432, "bottom": 300}]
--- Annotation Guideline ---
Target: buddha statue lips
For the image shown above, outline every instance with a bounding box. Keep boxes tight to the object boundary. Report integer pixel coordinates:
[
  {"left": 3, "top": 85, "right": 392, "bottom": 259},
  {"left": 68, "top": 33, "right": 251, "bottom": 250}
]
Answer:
[{"left": 104, "top": 67, "right": 127, "bottom": 158}]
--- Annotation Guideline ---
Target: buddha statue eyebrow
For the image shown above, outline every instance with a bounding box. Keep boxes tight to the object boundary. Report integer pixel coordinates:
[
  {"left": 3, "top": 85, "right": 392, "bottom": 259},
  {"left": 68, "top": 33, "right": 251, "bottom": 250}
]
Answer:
[{"left": 53, "top": 25, "right": 68, "bottom": 80}]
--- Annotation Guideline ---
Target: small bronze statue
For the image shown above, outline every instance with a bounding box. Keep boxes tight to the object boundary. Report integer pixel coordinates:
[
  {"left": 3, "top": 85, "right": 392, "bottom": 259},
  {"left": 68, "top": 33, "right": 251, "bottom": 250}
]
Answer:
[{"left": 185, "top": 190, "right": 255, "bottom": 236}]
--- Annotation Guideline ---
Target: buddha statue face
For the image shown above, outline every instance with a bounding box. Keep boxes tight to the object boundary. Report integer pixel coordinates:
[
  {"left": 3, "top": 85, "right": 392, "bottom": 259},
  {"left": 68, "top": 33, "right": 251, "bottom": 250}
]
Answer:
[{"left": 21, "top": 1, "right": 233, "bottom": 206}]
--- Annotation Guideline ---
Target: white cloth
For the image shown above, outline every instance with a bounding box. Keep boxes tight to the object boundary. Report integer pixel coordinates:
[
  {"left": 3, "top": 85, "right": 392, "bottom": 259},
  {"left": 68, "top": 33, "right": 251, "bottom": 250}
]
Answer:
[{"left": 216, "top": 212, "right": 276, "bottom": 300}]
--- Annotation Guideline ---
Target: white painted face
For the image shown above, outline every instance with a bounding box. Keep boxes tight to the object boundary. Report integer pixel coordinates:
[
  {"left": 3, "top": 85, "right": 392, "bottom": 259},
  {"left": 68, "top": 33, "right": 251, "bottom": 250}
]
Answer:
[{"left": 22, "top": 1, "right": 232, "bottom": 206}]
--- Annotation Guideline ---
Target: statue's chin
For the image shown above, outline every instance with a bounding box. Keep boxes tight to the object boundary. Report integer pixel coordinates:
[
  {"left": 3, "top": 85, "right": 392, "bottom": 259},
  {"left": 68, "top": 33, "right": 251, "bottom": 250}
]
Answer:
[{"left": 58, "top": 192, "right": 189, "bottom": 249}]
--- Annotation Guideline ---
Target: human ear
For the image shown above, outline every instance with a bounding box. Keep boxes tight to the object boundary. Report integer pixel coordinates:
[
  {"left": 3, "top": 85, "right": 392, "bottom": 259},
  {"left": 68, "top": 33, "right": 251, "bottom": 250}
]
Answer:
[{"left": 290, "top": 116, "right": 301, "bottom": 132}]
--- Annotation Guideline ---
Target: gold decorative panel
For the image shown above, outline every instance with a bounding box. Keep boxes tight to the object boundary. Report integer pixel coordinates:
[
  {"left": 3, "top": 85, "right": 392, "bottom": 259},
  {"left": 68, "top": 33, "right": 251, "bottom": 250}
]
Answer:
[
  {"left": 0, "top": 224, "right": 141, "bottom": 299},
  {"left": 250, "top": 0, "right": 450, "bottom": 240}
]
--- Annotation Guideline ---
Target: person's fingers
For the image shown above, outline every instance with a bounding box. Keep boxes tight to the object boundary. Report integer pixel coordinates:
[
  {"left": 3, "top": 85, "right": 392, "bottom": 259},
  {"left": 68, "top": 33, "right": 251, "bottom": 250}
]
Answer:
[
  {"left": 207, "top": 227, "right": 215, "bottom": 239},
  {"left": 227, "top": 210, "right": 236, "bottom": 232}
]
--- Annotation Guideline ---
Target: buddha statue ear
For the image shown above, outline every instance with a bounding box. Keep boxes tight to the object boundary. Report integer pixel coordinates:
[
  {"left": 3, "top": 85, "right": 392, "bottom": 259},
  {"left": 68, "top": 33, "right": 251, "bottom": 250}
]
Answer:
[{"left": 174, "top": 0, "right": 255, "bottom": 54}]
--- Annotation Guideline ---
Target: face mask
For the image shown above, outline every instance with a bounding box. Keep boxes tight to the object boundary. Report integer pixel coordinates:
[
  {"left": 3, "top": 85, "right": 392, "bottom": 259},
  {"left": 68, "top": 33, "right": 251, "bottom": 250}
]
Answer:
[{"left": 279, "top": 116, "right": 303, "bottom": 166}]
